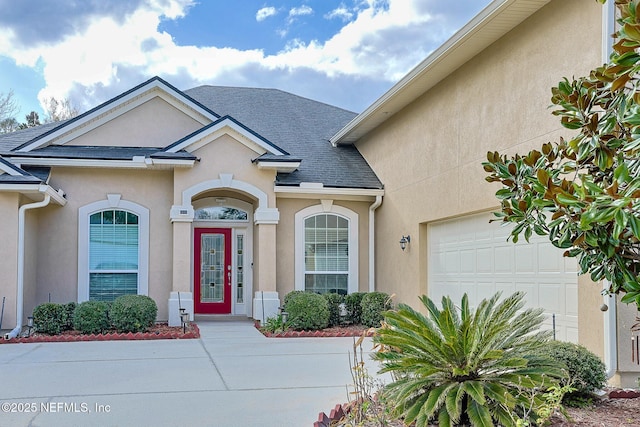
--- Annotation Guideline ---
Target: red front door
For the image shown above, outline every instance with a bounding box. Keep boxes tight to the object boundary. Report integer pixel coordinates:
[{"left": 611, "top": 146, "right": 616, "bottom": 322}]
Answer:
[{"left": 194, "top": 228, "right": 232, "bottom": 314}]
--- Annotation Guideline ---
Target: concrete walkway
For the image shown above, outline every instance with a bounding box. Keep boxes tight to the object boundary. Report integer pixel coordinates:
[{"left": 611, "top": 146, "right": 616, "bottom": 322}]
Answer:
[{"left": 0, "top": 321, "right": 381, "bottom": 427}]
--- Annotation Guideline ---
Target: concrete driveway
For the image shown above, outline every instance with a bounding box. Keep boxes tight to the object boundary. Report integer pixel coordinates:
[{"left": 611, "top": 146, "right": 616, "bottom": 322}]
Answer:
[{"left": 0, "top": 321, "right": 381, "bottom": 427}]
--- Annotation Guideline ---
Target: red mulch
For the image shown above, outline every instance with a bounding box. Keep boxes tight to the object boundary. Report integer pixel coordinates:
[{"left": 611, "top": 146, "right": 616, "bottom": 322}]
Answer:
[
  {"left": 1, "top": 323, "right": 199, "bottom": 344},
  {"left": 258, "top": 323, "right": 375, "bottom": 338}
]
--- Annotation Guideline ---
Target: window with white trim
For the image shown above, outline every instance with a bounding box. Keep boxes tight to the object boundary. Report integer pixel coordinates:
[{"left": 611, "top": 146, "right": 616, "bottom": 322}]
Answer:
[
  {"left": 295, "top": 204, "right": 358, "bottom": 295},
  {"left": 304, "top": 214, "right": 349, "bottom": 294},
  {"left": 78, "top": 196, "right": 149, "bottom": 302}
]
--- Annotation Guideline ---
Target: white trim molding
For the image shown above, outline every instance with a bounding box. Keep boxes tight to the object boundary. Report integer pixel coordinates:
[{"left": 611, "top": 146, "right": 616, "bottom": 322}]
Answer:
[
  {"left": 294, "top": 203, "right": 359, "bottom": 294},
  {"left": 77, "top": 195, "right": 150, "bottom": 302},
  {"left": 181, "top": 173, "right": 279, "bottom": 225}
]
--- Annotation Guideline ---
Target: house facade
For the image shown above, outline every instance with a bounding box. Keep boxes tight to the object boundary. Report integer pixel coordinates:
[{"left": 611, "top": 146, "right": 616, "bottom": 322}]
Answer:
[
  {"left": 331, "top": 0, "right": 638, "bottom": 387},
  {"left": 0, "top": 80, "right": 383, "bottom": 335},
  {"left": 0, "top": 0, "right": 638, "bottom": 386}
]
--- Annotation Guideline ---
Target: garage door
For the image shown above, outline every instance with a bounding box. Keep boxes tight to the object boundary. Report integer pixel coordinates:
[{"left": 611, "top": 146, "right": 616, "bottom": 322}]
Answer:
[{"left": 428, "top": 212, "right": 578, "bottom": 342}]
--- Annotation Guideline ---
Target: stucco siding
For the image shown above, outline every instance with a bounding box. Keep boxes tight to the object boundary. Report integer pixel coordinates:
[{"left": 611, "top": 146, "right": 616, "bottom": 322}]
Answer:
[
  {"left": 34, "top": 168, "right": 174, "bottom": 320},
  {"left": 276, "top": 198, "right": 372, "bottom": 297},
  {"left": 0, "top": 193, "right": 20, "bottom": 328},
  {"left": 356, "top": 0, "right": 604, "bottom": 345},
  {"left": 65, "top": 97, "right": 203, "bottom": 148}
]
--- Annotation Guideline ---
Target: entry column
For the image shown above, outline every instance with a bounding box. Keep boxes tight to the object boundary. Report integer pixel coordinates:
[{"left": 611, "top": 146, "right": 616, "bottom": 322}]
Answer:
[
  {"left": 253, "top": 207, "right": 279, "bottom": 324},
  {"left": 168, "top": 205, "right": 194, "bottom": 326}
]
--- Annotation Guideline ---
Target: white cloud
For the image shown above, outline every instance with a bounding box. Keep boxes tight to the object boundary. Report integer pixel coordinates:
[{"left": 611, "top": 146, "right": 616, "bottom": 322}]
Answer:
[
  {"left": 325, "top": 5, "right": 354, "bottom": 22},
  {"left": 288, "top": 5, "right": 313, "bottom": 18},
  {"left": 256, "top": 6, "right": 277, "bottom": 22},
  {"left": 0, "top": 0, "right": 488, "bottom": 112}
]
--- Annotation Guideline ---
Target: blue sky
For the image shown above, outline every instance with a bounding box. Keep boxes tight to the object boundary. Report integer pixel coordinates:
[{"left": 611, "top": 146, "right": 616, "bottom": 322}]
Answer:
[{"left": 0, "top": 0, "right": 491, "bottom": 120}]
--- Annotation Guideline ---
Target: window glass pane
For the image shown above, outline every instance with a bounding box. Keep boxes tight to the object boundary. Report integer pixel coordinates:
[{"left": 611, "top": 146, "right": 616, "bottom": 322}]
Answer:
[
  {"left": 195, "top": 206, "right": 248, "bottom": 220},
  {"left": 89, "top": 273, "right": 137, "bottom": 301},
  {"left": 127, "top": 212, "right": 138, "bottom": 224},
  {"left": 305, "top": 273, "right": 348, "bottom": 295},
  {"left": 115, "top": 210, "right": 127, "bottom": 224},
  {"left": 303, "top": 213, "right": 349, "bottom": 294},
  {"left": 90, "top": 213, "right": 101, "bottom": 224},
  {"left": 89, "top": 210, "right": 139, "bottom": 300},
  {"left": 236, "top": 235, "right": 244, "bottom": 304}
]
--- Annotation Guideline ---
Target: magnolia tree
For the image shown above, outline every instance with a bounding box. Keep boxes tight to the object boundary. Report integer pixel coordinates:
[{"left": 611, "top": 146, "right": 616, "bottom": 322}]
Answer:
[{"left": 483, "top": 0, "right": 640, "bottom": 308}]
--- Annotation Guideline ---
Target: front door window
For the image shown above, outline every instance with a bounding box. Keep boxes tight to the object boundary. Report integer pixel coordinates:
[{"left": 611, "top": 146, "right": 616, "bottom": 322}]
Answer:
[{"left": 194, "top": 228, "right": 231, "bottom": 314}]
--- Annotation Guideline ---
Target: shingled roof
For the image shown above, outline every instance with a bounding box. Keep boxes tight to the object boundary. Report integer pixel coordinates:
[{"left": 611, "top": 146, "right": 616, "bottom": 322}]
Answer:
[
  {"left": 0, "top": 80, "right": 383, "bottom": 190},
  {"left": 184, "top": 85, "right": 383, "bottom": 189}
]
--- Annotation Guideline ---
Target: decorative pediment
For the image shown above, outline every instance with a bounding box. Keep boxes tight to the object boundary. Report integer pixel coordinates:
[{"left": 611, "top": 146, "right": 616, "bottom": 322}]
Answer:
[{"left": 14, "top": 77, "right": 219, "bottom": 153}]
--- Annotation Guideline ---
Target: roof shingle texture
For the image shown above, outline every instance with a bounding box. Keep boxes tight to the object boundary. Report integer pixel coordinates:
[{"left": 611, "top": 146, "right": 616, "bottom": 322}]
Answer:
[
  {"left": 0, "top": 85, "right": 382, "bottom": 190},
  {"left": 185, "top": 86, "right": 382, "bottom": 189}
]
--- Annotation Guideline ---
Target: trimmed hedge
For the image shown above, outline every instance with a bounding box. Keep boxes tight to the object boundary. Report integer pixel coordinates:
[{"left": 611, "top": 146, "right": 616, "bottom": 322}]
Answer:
[
  {"left": 62, "top": 302, "right": 77, "bottom": 331},
  {"left": 361, "top": 292, "right": 392, "bottom": 327},
  {"left": 283, "top": 291, "right": 329, "bottom": 331},
  {"left": 110, "top": 295, "right": 158, "bottom": 333},
  {"left": 73, "top": 301, "right": 111, "bottom": 334},
  {"left": 32, "top": 303, "right": 66, "bottom": 335},
  {"left": 539, "top": 340, "right": 606, "bottom": 405},
  {"left": 324, "top": 292, "right": 345, "bottom": 327},
  {"left": 344, "top": 292, "right": 366, "bottom": 325}
]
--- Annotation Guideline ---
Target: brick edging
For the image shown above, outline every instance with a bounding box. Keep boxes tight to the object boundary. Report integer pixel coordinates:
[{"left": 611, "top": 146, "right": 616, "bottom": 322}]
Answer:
[{"left": 1, "top": 323, "right": 200, "bottom": 344}]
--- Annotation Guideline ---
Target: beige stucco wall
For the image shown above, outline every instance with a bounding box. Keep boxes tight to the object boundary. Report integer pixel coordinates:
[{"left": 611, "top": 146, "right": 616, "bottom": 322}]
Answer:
[
  {"left": 31, "top": 168, "right": 174, "bottom": 320},
  {"left": 275, "top": 198, "right": 373, "bottom": 297},
  {"left": 65, "top": 97, "right": 203, "bottom": 148},
  {"left": 356, "top": 0, "right": 605, "bottom": 353},
  {"left": 0, "top": 193, "right": 20, "bottom": 329}
]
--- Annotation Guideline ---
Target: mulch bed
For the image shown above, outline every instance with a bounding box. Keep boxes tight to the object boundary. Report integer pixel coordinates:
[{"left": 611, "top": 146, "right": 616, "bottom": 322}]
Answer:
[
  {"left": 1, "top": 322, "right": 200, "bottom": 344},
  {"left": 257, "top": 323, "right": 375, "bottom": 338}
]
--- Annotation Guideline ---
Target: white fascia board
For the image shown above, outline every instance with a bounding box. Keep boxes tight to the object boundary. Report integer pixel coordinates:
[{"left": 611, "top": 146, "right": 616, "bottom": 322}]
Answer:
[
  {"left": 17, "top": 81, "right": 217, "bottom": 152},
  {"left": 256, "top": 160, "right": 301, "bottom": 173},
  {"left": 0, "top": 184, "right": 66, "bottom": 205},
  {"left": 0, "top": 160, "right": 25, "bottom": 176},
  {"left": 275, "top": 185, "right": 384, "bottom": 201},
  {"left": 9, "top": 157, "right": 195, "bottom": 169},
  {"left": 166, "top": 118, "right": 286, "bottom": 156}
]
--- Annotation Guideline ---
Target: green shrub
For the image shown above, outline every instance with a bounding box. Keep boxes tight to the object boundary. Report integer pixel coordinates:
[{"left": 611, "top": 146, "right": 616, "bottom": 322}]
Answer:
[
  {"left": 323, "top": 292, "right": 345, "bottom": 327},
  {"left": 361, "top": 292, "right": 392, "bottom": 327},
  {"left": 539, "top": 340, "right": 606, "bottom": 406},
  {"left": 73, "top": 301, "right": 111, "bottom": 334},
  {"left": 344, "top": 292, "right": 366, "bottom": 324},
  {"left": 373, "top": 292, "right": 565, "bottom": 427},
  {"left": 283, "top": 291, "right": 329, "bottom": 331},
  {"left": 283, "top": 290, "right": 306, "bottom": 306},
  {"left": 32, "top": 303, "right": 65, "bottom": 335},
  {"left": 62, "top": 302, "right": 77, "bottom": 331},
  {"left": 110, "top": 295, "right": 157, "bottom": 333},
  {"left": 261, "top": 314, "right": 287, "bottom": 333}
]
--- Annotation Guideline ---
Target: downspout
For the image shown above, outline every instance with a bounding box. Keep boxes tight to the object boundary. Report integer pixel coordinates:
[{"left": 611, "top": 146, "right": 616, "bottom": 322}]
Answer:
[
  {"left": 5, "top": 194, "right": 51, "bottom": 340},
  {"left": 603, "top": 284, "right": 617, "bottom": 379},
  {"left": 368, "top": 195, "right": 382, "bottom": 292},
  {"left": 602, "top": 0, "right": 617, "bottom": 379}
]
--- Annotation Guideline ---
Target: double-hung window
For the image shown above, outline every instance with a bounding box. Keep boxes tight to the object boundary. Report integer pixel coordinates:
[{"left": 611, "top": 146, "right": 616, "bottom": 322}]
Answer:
[
  {"left": 78, "top": 196, "right": 149, "bottom": 302},
  {"left": 295, "top": 204, "right": 358, "bottom": 295},
  {"left": 88, "top": 210, "right": 139, "bottom": 301}
]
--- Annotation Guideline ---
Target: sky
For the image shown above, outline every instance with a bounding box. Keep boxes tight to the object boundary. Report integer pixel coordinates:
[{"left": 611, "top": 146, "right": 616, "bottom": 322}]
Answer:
[{"left": 0, "top": 0, "right": 492, "bottom": 120}]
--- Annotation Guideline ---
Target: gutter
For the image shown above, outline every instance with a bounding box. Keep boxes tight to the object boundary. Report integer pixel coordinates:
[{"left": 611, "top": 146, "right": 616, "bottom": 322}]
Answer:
[
  {"left": 368, "top": 196, "right": 383, "bottom": 292},
  {"left": 5, "top": 194, "right": 51, "bottom": 340}
]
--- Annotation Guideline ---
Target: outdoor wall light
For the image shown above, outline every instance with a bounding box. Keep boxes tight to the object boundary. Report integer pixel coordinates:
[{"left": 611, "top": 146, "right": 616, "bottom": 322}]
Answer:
[{"left": 400, "top": 235, "right": 411, "bottom": 251}]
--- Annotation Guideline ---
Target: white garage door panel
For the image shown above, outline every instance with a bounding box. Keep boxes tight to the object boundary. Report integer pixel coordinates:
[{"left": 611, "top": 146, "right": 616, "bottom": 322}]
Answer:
[{"left": 428, "top": 212, "right": 578, "bottom": 343}]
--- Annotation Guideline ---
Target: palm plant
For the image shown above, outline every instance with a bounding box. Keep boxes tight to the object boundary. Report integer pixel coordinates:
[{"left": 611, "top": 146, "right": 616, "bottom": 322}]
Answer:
[{"left": 373, "top": 291, "right": 565, "bottom": 427}]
